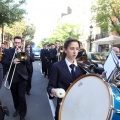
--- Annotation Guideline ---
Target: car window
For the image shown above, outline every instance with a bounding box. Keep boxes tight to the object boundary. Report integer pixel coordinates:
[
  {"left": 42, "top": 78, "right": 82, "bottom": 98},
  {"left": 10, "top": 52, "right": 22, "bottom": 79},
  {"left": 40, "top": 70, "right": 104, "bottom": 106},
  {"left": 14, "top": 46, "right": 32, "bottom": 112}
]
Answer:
[
  {"left": 91, "top": 53, "right": 107, "bottom": 61},
  {"left": 87, "top": 53, "right": 91, "bottom": 59},
  {"left": 33, "top": 49, "right": 40, "bottom": 52}
]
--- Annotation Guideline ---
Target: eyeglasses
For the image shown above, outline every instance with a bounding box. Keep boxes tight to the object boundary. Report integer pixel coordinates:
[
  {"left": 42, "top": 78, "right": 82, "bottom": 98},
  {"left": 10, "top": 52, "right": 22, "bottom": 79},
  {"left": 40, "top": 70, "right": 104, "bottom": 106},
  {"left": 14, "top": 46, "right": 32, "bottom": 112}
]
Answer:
[{"left": 14, "top": 42, "right": 21, "bottom": 44}]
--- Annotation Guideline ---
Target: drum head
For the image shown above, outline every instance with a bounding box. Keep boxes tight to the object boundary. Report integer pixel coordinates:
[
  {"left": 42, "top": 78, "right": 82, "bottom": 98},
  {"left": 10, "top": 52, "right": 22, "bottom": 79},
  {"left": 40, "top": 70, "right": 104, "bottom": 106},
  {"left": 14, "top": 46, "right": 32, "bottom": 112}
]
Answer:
[{"left": 59, "top": 74, "right": 110, "bottom": 120}]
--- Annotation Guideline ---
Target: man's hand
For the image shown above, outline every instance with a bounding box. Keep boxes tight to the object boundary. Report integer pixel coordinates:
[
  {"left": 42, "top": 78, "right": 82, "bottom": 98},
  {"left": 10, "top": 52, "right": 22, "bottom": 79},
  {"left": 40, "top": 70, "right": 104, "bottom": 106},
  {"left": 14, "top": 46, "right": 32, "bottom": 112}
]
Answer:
[
  {"left": 13, "top": 58, "right": 21, "bottom": 65},
  {"left": 17, "top": 48, "right": 21, "bottom": 53}
]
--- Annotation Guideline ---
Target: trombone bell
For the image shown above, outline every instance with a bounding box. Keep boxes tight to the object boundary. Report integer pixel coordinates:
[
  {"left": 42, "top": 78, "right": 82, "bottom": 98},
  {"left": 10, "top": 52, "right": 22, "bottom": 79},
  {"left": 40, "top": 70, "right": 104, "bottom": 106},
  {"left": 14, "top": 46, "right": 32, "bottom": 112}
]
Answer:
[{"left": 17, "top": 52, "right": 28, "bottom": 61}]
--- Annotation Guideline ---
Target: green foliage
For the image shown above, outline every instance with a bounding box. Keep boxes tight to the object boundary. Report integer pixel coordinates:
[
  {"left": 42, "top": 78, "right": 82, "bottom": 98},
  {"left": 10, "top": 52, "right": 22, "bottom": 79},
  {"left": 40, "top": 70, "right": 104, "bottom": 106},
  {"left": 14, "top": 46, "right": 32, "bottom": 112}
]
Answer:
[
  {"left": 0, "top": 0, "right": 26, "bottom": 26},
  {"left": 91, "top": 0, "right": 120, "bottom": 35},
  {"left": 4, "top": 19, "right": 36, "bottom": 45},
  {"left": 22, "top": 24, "right": 36, "bottom": 41},
  {"left": 51, "top": 23, "right": 80, "bottom": 43},
  {"left": 39, "top": 23, "right": 81, "bottom": 47},
  {"left": 4, "top": 19, "right": 26, "bottom": 39}
]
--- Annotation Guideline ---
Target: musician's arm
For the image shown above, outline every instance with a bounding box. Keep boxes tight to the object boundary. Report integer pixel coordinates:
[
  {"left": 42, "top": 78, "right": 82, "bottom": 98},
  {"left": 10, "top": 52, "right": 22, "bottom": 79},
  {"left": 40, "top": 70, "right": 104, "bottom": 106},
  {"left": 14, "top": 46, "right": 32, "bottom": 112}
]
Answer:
[{"left": 47, "top": 64, "right": 58, "bottom": 99}]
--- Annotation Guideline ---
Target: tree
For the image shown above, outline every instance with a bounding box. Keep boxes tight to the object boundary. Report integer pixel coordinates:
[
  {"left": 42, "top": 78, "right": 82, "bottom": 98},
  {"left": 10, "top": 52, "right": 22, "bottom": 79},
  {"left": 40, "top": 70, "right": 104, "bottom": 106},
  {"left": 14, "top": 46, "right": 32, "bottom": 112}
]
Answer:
[
  {"left": 22, "top": 24, "right": 36, "bottom": 42},
  {"left": 45, "top": 23, "right": 81, "bottom": 45},
  {"left": 4, "top": 19, "right": 26, "bottom": 40},
  {"left": 4, "top": 20, "right": 36, "bottom": 47},
  {"left": 0, "top": 0, "right": 26, "bottom": 42},
  {"left": 91, "top": 0, "right": 120, "bottom": 35}
]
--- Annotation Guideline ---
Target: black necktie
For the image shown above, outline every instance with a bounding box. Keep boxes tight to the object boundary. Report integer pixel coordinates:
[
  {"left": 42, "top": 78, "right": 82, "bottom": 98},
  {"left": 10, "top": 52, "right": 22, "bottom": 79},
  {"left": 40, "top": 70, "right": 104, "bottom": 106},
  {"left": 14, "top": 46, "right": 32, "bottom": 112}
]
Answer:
[{"left": 70, "top": 64, "right": 75, "bottom": 80}]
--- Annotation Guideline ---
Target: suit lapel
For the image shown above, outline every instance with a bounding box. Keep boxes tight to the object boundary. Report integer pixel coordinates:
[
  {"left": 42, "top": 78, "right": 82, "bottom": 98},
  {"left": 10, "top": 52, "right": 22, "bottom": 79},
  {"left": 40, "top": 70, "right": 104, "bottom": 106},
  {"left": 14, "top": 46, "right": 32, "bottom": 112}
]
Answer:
[{"left": 61, "top": 60, "right": 73, "bottom": 81}]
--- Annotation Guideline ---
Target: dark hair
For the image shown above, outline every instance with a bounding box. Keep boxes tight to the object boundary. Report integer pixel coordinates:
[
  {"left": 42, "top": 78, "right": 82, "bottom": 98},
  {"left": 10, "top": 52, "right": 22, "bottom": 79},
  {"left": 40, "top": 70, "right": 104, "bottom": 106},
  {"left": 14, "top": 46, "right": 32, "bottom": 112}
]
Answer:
[
  {"left": 14, "top": 36, "right": 22, "bottom": 42},
  {"left": 1, "top": 43, "right": 4, "bottom": 44},
  {"left": 51, "top": 43, "right": 55, "bottom": 46},
  {"left": 25, "top": 44, "right": 33, "bottom": 53},
  {"left": 61, "top": 38, "right": 80, "bottom": 60},
  {"left": 55, "top": 40, "right": 60, "bottom": 43}
]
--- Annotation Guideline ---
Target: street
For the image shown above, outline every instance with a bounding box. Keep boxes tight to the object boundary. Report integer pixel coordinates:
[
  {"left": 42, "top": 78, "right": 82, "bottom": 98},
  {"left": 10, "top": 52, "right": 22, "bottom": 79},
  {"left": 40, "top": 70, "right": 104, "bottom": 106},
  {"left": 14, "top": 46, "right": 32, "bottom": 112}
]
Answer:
[{"left": 0, "top": 61, "right": 55, "bottom": 120}]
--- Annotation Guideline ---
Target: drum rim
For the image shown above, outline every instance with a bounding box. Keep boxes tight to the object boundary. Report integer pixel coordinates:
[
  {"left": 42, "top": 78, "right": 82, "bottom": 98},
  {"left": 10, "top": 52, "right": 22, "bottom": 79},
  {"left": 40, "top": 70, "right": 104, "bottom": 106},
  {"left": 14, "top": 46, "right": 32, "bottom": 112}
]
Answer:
[{"left": 58, "top": 74, "right": 111, "bottom": 120}]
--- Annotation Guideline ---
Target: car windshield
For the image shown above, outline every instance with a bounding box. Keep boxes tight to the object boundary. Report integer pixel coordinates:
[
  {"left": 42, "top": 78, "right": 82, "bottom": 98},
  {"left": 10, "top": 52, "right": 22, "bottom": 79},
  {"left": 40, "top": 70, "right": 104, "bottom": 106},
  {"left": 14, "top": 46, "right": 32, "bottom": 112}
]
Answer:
[
  {"left": 33, "top": 49, "right": 40, "bottom": 52},
  {"left": 91, "top": 53, "right": 107, "bottom": 61}
]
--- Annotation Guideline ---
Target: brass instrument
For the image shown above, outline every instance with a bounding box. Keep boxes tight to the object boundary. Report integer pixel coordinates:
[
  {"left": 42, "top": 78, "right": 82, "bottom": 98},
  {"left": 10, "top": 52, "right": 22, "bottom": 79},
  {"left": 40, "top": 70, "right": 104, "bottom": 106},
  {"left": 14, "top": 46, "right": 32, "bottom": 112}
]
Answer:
[
  {"left": 57, "top": 46, "right": 63, "bottom": 61},
  {"left": 76, "top": 56, "right": 87, "bottom": 63},
  {"left": 4, "top": 46, "right": 28, "bottom": 89},
  {"left": 77, "top": 58, "right": 92, "bottom": 74},
  {"left": 17, "top": 52, "right": 28, "bottom": 61}
]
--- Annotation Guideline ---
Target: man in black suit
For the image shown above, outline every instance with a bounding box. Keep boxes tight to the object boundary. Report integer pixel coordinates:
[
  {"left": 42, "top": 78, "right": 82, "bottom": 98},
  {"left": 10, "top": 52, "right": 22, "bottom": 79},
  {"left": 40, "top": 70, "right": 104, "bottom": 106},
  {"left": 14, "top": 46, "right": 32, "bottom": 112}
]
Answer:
[
  {"left": 50, "top": 44, "right": 57, "bottom": 64},
  {"left": 5, "top": 36, "right": 29, "bottom": 120},
  {"left": 40, "top": 44, "right": 47, "bottom": 74}
]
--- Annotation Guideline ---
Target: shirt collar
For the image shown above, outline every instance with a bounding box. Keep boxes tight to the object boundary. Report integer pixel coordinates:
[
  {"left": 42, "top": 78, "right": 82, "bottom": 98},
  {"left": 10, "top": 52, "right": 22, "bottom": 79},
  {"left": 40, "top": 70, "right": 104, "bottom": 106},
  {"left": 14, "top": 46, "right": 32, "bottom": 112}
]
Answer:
[{"left": 65, "top": 58, "right": 77, "bottom": 67}]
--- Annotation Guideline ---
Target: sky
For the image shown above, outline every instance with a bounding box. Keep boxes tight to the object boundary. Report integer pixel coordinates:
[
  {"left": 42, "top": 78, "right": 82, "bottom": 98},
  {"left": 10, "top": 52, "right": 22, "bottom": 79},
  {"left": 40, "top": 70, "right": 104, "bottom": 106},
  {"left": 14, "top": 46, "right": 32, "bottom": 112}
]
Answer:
[{"left": 25, "top": 0, "right": 68, "bottom": 45}]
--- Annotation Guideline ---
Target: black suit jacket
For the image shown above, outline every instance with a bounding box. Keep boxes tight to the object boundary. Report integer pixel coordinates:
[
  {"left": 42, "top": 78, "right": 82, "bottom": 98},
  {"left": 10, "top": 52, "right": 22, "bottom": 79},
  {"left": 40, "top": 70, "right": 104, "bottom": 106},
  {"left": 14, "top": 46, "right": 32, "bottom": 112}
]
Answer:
[
  {"left": 0, "top": 63, "right": 3, "bottom": 88},
  {"left": 47, "top": 59, "right": 86, "bottom": 114},
  {"left": 40, "top": 49, "right": 45, "bottom": 61},
  {"left": 26, "top": 52, "right": 34, "bottom": 73},
  {"left": 5, "top": 48, "right": 29, "bottom": 82},
  {"left": 50, "top": 48, "right": 57, "bottom": 63}
]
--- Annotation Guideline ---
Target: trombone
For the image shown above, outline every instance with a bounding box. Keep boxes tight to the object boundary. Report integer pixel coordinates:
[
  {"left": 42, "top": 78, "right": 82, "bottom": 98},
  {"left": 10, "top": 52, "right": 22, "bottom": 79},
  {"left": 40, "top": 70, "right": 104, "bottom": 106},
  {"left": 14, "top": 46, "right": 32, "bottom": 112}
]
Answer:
[{"left": 4, "top": 47, "right": 28, "bottom": 89}]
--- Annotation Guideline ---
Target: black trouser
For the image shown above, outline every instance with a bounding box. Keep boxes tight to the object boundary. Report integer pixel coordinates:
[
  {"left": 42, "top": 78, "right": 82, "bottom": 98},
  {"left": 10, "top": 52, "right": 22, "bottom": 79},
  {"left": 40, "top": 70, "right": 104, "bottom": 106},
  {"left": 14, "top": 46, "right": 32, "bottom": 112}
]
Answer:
[
  {"left": 41, "top": 60, "right": 45, "bottom": 73},
  {"left": 0, "top": 63, "right": 3, "bottom": 89},
  {"left": 10, "top": 75, "right": 27, "bottom": 118},
  {"left": 26, "top": 72, "right": 33, "bottom": 92},
  {"left": 0, "top": 107, "right": 4, "bottom": 120},
  {"left": 55, "top": 99, "right": 61, "bottom": 120}
]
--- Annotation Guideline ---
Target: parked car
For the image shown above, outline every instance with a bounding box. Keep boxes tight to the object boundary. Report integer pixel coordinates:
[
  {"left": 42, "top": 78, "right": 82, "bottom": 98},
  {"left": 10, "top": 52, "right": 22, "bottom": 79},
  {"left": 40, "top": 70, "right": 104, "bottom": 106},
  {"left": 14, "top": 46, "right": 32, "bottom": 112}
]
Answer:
[
  {"left": 32, "top": 48, "right": 40, "bottom": 60},
  {"left": 86, "top": 52, "right": 108, "bottom": 74}
]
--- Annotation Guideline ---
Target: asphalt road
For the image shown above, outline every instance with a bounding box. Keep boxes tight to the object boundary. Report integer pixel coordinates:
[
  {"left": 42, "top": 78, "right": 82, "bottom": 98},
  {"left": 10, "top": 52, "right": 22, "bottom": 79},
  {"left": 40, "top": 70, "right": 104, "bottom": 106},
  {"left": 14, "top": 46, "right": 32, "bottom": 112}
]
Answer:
[{"left": 0, "top": 61, "right": 54, "bottom": 120}]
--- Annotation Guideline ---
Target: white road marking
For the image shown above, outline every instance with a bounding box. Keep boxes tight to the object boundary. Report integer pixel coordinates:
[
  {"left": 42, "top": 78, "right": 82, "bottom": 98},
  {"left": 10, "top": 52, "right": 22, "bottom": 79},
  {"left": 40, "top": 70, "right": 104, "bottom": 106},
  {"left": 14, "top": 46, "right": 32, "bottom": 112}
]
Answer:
[
  {"left": 39, "top": 62, "right": 55, "bottom": 119},
  {"left": 47, "top": 93, "right": 55, "bottom": 119}
]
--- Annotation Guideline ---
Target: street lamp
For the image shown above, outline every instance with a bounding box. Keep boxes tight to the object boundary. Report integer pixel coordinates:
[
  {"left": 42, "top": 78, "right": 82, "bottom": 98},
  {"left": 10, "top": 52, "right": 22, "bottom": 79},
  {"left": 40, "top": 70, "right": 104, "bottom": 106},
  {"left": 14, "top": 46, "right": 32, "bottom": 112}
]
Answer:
[{"left": 89, "top": 25, "right": 93, "bottom": 51}]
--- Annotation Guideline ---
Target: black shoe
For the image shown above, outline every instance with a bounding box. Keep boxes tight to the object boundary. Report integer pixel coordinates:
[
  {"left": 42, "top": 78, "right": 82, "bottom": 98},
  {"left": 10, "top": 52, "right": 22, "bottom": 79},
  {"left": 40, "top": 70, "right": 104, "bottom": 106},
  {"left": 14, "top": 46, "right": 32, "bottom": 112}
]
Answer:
[
  {"left": 13, "top": 111, "right": 19, "bottom": 117},
  {"left": 20, "top": 117, "right": 25, "bottom": 120}
]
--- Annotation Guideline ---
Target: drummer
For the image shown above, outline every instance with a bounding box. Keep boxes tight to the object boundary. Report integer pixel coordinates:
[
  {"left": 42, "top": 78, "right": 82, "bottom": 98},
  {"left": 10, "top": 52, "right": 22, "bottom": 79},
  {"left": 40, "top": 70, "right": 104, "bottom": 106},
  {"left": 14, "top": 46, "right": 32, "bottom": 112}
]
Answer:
[{"left": 47, "top": 38, "right": 87, "bottom": 120}]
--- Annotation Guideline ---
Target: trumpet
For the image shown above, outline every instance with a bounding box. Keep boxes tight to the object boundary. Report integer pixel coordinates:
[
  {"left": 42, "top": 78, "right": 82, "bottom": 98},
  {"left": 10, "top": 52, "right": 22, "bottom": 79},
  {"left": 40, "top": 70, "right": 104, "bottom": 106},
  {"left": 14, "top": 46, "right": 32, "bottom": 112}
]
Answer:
[
  {"left": 4, "top": 46, "right": 28, "bottom": 89},
  {"left": 57, "top": 46, "right": 63, "bottom": 61}
]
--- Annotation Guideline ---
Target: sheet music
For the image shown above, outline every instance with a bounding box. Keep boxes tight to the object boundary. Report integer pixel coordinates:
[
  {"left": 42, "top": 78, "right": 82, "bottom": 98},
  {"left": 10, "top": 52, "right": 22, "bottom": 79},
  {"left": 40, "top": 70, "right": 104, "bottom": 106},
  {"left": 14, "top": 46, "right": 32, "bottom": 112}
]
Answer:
[{"left": 104, "top": 50, "right": 119, "bottom": 79}]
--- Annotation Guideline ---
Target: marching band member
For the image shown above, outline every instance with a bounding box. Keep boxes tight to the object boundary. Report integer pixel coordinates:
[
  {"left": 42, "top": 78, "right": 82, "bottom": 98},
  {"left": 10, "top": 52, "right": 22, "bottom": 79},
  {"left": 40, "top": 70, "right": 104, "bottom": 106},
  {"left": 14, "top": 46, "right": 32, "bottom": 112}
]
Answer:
[
  {"left": 4, "top": 36, "right": 30, "bottom": 120},
  {"left": 0, "top": 47, "right": 3, "bottom": 88},
  {"left": 47, "top": 38, "right": 87, "bottom": 120},
  {"left": 40, "top": 44, "right": 46, "bottom": 74},
  {"left": 25, "top": 44, "right": 34, "bottom": 95}
]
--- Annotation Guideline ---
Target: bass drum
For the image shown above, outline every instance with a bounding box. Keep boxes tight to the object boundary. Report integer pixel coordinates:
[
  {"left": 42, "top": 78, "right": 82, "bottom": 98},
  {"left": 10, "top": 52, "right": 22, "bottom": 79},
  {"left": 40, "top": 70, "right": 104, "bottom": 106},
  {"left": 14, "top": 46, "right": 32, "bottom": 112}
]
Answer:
[{"left": 59, "top": 74, "right": 120, "bottom": 120}]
